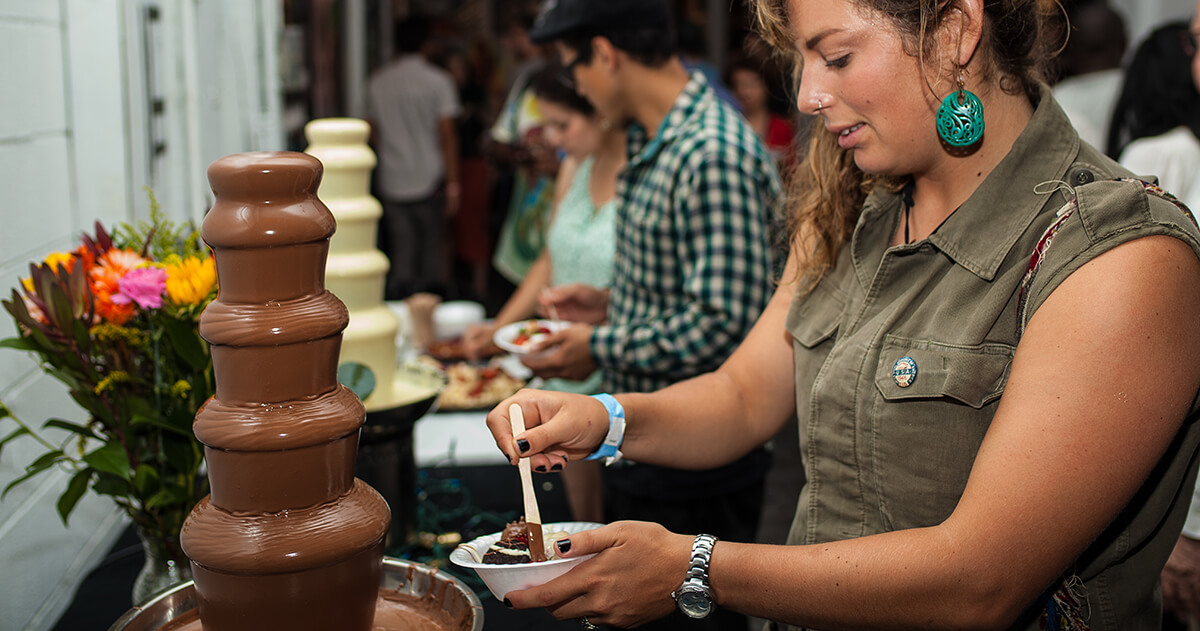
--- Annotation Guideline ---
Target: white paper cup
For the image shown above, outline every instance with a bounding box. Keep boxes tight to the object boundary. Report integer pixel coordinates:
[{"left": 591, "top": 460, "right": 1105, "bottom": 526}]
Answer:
[
  {"left": 434, "top": 300, "right": 486, "bottom": 340},
  {"left": 449, "top": 521, "right": 603, "bottom": 601}
]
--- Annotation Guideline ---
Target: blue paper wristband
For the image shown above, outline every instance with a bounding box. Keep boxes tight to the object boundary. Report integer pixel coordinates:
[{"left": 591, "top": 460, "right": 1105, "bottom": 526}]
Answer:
[{"left": 585, "top": 393, "right": 625, "bottom": 465}]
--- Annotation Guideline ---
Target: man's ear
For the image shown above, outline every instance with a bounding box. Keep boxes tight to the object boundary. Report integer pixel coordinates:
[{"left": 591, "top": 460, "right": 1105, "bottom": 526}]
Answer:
[{"left": 591, "top": 36, "right": 619, "bottom": 72}]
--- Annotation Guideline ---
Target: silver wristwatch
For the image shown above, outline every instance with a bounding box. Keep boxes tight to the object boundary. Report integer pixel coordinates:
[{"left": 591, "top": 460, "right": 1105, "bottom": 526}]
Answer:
[{"left": 672, "top": 533, "right": 718, "bottom": 619}]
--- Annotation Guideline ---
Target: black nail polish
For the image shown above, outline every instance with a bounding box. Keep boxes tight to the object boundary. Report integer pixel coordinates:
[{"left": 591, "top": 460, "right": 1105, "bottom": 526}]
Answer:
[
  {"left": 557, "top": 538, "right": 572, "bottom": 554},
  {"left": 503, "top": 598, "right": 514, "bottom": 609},
  {"left": 535, "top": 465, "right": 547, "bottom": 473},
  {"left": 517, "top": 439, "right": 530, "bottom": 453},
  {"left": 550, "top": 463, "right": 563, "bottom": 471}
]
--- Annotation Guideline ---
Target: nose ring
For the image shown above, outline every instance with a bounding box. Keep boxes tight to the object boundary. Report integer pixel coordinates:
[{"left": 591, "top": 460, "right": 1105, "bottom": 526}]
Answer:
[{"left": 814, "top": 99, "right": 825, "bottom": 113}]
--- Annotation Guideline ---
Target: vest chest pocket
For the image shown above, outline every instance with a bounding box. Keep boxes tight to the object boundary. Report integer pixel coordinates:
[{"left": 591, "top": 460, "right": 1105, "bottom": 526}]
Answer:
[
  {"left": 874, "top": 336, "right": 1014, "bottom": 408},
  {"left": 788, "top": 281, "right": 847, "bottom": 349},
  {"left": 870, "top": 336, "right": 1015, "bottom": 530}
]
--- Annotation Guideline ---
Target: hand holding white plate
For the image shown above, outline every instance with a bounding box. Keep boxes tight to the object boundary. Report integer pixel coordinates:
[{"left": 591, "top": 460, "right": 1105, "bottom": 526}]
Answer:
[{"left": 450, "top": 521, "right": 603, "bottom": 601}]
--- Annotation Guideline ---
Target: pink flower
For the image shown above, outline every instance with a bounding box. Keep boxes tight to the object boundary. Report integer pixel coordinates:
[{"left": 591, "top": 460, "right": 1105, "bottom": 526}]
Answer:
[{"left": 112, "top": 267, "right": 167, "bottom": 309}]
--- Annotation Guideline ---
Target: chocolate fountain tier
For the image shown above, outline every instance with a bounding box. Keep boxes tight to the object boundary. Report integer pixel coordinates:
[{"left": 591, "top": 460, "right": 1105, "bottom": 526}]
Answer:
[
  {"left": 195, "top": 387, "right": 365, "bottom": 513},
  {"left": 183, "top": 479, "right": 389, "bottom": 573}
]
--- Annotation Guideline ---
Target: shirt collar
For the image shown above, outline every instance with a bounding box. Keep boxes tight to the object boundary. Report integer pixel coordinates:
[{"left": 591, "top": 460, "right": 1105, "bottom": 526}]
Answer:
[
  {"left": 867, "top": 84, "right": 1081, "bottom": 281},
  {"left": 626, "top": 71, "right": 712, "bottom": 168}
]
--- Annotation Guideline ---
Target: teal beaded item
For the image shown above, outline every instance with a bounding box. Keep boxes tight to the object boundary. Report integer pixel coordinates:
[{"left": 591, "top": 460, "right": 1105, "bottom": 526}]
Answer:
[{"left": 936, "top": 88, "right": 985, "bottom": 147}]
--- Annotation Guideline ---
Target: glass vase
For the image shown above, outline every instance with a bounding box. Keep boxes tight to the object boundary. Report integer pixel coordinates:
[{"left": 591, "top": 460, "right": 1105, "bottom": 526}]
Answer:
[{"left": 132, "top": 525, "right": 193, "bottom": 605}]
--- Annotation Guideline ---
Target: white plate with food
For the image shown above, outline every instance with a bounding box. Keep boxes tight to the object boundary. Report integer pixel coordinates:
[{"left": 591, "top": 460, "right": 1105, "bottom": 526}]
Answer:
[
  {"left": 493, "top": 320, "right": 568, "bottom": 355},
  {"left": 450, "top": 521, "right": 603, "bottom": 601}
]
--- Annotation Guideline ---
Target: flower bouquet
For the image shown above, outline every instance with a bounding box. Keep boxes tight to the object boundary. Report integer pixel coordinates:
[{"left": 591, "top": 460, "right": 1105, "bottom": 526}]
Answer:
[{"left": 0, "top": 194, "right": 216, "bottom": 600}]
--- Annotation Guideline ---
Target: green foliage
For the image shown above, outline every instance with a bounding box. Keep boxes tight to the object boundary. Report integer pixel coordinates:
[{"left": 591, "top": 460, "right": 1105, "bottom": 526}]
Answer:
[{"left": 113, "top": 188, "right": 208, "bottom": 261}]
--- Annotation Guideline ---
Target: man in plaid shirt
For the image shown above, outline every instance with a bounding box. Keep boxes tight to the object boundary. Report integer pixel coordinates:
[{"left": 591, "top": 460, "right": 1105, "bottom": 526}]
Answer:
[{"left": 522, "top": 2, "right": 782, "bottom": 628}]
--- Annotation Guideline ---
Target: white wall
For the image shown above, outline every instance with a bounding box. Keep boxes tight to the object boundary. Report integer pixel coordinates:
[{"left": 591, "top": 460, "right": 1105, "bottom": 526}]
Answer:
[{"left": 0, "top": 1, "right": 281, "bottom": 629}]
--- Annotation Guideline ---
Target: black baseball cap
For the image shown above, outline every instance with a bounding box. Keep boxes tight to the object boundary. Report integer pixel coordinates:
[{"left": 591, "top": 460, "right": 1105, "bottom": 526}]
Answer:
[{"left": 528, "top": 0, "right": 671, "bottom": 44}]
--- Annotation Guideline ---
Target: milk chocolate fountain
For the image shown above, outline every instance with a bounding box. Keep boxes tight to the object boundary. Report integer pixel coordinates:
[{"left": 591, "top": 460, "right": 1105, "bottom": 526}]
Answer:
[{"left": 164, "top": 151, "right": 475, "bottom": 631}]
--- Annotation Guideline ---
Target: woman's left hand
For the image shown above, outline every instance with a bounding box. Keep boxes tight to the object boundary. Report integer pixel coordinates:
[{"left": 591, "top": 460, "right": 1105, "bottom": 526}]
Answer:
[
  {"left": 520, "top": 323, "right": 597, "bottom": 381},
  {"left": 505, "top": 521, "right": 694, "bottom": 628}
]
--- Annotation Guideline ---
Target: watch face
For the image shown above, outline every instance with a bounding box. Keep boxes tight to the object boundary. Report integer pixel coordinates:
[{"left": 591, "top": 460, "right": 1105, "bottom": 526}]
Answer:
[{"left": 678, "top": 588, "right": 713, "bottom": 619}]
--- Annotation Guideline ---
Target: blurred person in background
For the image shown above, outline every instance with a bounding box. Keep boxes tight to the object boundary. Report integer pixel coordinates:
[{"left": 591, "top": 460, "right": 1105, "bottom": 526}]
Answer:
[
  {"left": 367, "top": 16, "right": 461, "bottom": 299},
  {"left": 462, "top": 65, "right": 626, "bottom": 525},
  {"left": 485, "top": 8, "right": 559, "bottom": 308},
  {"left": 725, "top": 54, "right": 798, "bottom": 171},
  {"left": 444, "top": 42, "right": 496, "bottom": 301},
  {"left": 1052, "top": 0, "right": 1128, "bottom": 149},
  {"left": 676, "top": 1, "right": 742, "bottom": 112},
  {"left": 1107, "top": 20, "right": 1200, "bottom": 217}
]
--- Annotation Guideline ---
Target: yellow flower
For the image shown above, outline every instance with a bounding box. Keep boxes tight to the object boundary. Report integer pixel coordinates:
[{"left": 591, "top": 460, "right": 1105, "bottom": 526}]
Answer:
[
  {"left": 43, "top": 251, "right": 76, "bottom": 272},
  {"left": 19, "top": 251, "right": 74, "bottom": 296},
  {"left": 95, "top": 370, "right": 132, "bottom": 395},
  {"left": 163, "top": 256, "right": 216, "bottom": 306},
  {"left": 170, "top": 380, "right": 192, "bottom": 398},
  {"left": 91, "top": 323, "right": 148, "bottom": 348}
]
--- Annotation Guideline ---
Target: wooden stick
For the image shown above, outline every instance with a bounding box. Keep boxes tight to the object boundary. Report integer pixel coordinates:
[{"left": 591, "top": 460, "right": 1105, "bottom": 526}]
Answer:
[{"left": 509, "top": 403, "right": 545, "bottom": 561}]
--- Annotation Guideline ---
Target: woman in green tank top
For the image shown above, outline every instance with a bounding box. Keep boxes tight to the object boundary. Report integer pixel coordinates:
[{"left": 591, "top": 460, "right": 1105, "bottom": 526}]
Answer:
[{"left": 464, "top": 65, "right": 625, "bottom": 523}]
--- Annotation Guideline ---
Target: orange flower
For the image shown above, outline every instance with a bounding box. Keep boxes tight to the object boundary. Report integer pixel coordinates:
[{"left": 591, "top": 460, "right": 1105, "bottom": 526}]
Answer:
[
  {"left": 90, "top": 249, "right": 147, "bottom": 325},
  {"left": 73, "top": 244, "right": 96, "bottom": 274},
  {"left": 97, "top": 249, "right": 147, "bottom": 276}
]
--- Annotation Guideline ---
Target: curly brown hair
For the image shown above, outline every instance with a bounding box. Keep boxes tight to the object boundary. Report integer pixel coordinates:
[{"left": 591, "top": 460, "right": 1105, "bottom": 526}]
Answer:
[{"left": 750, "top": 0, "right": 1058, "bottom": 288}]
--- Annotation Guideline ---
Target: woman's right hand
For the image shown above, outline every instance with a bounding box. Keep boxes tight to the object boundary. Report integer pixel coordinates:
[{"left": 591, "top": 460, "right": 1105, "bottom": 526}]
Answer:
[
  {"left": 461, "top": 322, "right": 500, "bottom": 360},
  {"left": 485, "top": 390, "right": 611, "bottom": 471}
]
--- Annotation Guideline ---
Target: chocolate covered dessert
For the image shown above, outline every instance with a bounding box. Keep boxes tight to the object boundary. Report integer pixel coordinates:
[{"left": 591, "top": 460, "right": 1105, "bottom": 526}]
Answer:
[
  {"left": 483, "top": 519, "right": 535, "bottom": 565},
  {"left": 482, "top": 519, "right": 570, "bottom": 565}
]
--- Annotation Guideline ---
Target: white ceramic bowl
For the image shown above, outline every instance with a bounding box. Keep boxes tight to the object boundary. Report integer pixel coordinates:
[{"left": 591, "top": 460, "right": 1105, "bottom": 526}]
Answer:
[
  {"left": 492, "top": 319, "right": 569, "bottom": 355},
  {"left": 449, "top": 521, "right": 603, "bottom": 601},
  {"left": 434, "top": 301, "right": 486, "bottom": 340}
]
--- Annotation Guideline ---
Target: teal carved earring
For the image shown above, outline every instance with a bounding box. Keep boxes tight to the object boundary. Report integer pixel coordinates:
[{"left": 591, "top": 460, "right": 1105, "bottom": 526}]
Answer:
[{"left": 936, "top": 67, "right": 984, "bottom": 147}]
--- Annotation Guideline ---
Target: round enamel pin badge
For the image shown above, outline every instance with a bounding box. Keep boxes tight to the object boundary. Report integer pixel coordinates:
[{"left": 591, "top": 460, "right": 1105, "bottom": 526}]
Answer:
[{"left": 892, "top": 356, "right": 918, "bottom": 388}]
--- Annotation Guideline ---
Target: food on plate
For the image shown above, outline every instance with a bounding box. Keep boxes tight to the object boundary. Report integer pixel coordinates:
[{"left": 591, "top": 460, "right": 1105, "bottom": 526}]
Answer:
[
  {"left": 448, "top": 521, "right": 605, "bottom": 601},
  {"left": 480, "top": 518, "right": 571, "bottom": 565},
  {"left": 511, "top": 321, "right": 553, "bottom": 348},
  {"left": 430, "top": 359, "right": 525, "bottom": 410}
]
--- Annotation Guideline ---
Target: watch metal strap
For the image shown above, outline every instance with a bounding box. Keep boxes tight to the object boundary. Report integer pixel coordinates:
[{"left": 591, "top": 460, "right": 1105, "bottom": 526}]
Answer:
[{"left": 688, "top": 533, "right": 717, "bottom": 581}]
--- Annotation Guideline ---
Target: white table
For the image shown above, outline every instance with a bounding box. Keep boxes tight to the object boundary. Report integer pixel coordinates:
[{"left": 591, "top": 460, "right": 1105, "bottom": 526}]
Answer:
[{"left": 413, "top": 409, "right": 510, "bottom": 469}]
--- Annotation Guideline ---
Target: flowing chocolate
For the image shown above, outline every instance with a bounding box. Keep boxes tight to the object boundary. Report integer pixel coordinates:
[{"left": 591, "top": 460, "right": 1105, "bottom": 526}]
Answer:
[{"left": 180, "top": 152, "right": 390, "bottom": 630}]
